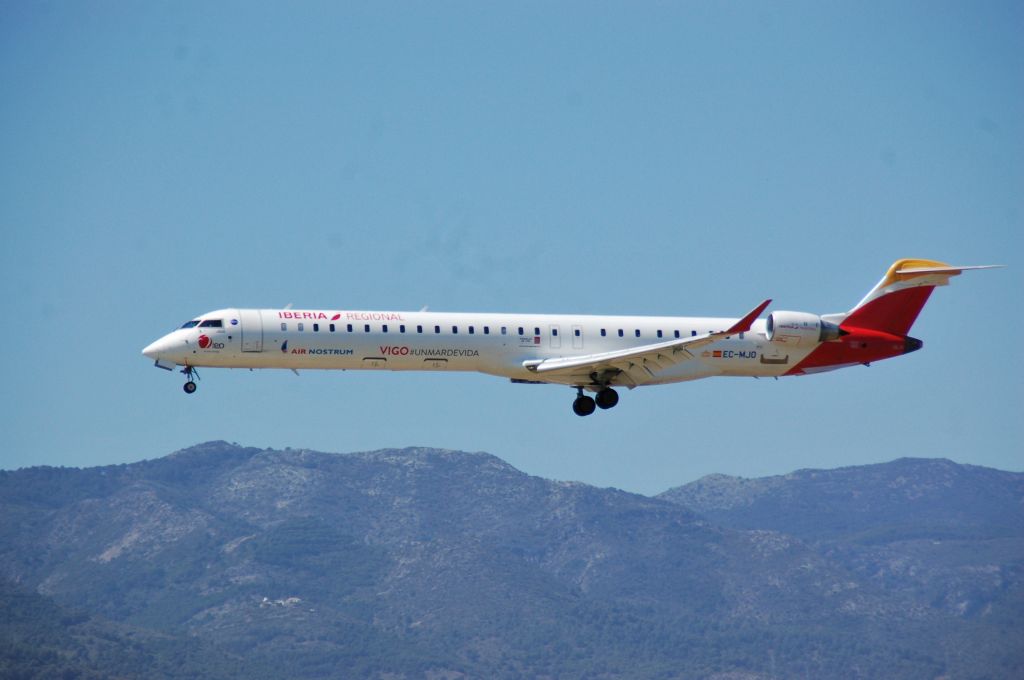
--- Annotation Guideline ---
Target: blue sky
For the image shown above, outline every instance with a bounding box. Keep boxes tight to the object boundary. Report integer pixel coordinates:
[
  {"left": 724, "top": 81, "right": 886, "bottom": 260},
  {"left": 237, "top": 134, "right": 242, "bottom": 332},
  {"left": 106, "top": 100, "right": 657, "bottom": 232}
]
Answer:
[{"left": 1, "top": 1, "right": 1020, "bottom": 495}]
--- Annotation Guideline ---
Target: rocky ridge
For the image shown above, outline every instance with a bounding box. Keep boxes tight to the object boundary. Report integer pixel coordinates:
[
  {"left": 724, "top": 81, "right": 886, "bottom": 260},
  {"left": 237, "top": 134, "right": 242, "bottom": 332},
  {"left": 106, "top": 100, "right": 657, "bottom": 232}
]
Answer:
[{"left": 1, "top": 442, "right": 1021, "bottom": 679}]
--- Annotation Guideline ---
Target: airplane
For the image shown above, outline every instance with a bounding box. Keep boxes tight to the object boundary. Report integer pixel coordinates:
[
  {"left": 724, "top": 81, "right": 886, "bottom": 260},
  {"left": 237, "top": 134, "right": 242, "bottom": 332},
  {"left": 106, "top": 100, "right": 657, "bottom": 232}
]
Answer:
[{"left": 142, "top": 258, "right": 1001, "bottom": 416}]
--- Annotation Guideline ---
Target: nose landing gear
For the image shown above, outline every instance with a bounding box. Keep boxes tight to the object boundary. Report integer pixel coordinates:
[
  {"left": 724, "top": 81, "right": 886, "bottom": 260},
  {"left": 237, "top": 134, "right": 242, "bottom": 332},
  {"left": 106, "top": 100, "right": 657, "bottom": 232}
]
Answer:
[
  {"left": 181, "top": 366, "right": 199, "bottom": 394},
  {"left": 572, "top": 386, "right": 619, "bottom": 416}
]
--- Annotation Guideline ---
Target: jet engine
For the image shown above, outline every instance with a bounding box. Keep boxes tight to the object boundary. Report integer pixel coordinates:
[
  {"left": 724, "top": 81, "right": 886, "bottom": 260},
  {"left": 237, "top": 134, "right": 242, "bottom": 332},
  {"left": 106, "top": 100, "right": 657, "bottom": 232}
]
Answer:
[{"left": 766, "top": 311, "right": 842, "bottom": 345}]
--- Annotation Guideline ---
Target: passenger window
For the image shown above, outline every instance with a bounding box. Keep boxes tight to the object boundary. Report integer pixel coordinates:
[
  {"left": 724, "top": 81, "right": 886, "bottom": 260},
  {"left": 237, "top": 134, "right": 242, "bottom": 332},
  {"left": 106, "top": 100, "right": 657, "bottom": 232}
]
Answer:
[
  {"left": 400, "top": 325, "right": 406, "bottom": 333},
  {"left": 434, "top": 325, "right": 441, "bottom": 334},
  {"left": 468, "top": 326, "right": 474, "bottom": 335},
  {"left": 452, "top": 326, "right": 458, "bottom": 334},
  {"left": 552, "top": 328, "right": 558, "bottom": 336},
  {"left": 534, "top": 327, "right": 540, "bottom": 336},
  {"left": 674, "top": 330, "right": 680, "bottom": 338},
  {"left": 691, "top": 330, "right": 697, "bottom": 336},
  {"left": 501, "top": 327, "right": 507, "bottom": 335},
  {"left": 635, "top": 329, "right": 641, "bottom": 338},
  {"left": 601, "top": 329, "right": 606, "bottom": 337},
  {"left": 281, "top": 322, "right": 287, "bottom": 331},
  {"left": 417, "top": 325, "right": 423, "bottom": 333},
  {"left": 382, "top": 324, "right": 388, "bottom": 333},
  {"left": 314, "top": 323, "right": 320, "bottom": 332},
  {"left": 518, "top": 327, "right": 524, "bottom": 336},
  {"left": 618, "top": 329, "right": 624, "bottom": 337},
  {"left": 484, "top": 326, "right": 490, "bottom": 335},
  {"left": 347, "top": 324, "right": 353, "bottom": 332},
  {"left": 574, "top": 329, "right": 581, "bottom": 337},
  {"left": 657, "top": 330, "right": 663, "bottom": 338},
  {"left": 298, "top": 323, "right": 304, "bottom": 332},
  {"left": 330, "top": 324, "right": 336, "bottom": 332},
  {"left": 364, "top": 324, "right": 370, "bottom": 333}
]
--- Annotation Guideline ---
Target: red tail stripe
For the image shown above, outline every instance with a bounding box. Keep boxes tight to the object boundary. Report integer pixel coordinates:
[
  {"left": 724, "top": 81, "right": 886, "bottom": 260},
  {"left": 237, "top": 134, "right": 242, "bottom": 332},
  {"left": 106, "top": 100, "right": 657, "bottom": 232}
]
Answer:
[{"left": 841, "top": 286, "right": 934, "bottom": 336}]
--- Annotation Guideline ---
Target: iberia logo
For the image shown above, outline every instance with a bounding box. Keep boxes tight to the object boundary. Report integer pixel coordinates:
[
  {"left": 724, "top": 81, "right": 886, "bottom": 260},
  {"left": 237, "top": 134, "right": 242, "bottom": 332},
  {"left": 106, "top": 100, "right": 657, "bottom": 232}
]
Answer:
[
  {"left": 198, "top": 334, "right": 212, "bottom": 349},
  {"left": 331, "top": 313, "right": 341, "bottom": 321}
]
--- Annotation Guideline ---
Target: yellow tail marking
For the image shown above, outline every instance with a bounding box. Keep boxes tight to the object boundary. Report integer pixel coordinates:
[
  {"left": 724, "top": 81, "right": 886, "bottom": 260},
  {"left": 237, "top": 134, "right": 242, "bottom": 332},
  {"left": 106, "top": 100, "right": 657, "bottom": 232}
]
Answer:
[{"left": 881, "top": 258, "right": 954, "bottom": 288}]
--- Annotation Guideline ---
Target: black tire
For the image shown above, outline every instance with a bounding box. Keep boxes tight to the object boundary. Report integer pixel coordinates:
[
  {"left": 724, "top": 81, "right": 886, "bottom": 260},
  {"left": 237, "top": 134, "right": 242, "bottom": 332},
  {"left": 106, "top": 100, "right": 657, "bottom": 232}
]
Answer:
[
  {"left": 572, "top": 395, "right": 596, "bottom": 416},
  {"left": 183, "top": 381, "right": 197, "bottom": 394},
  {"left": 595, "top": 388, "right": 619, "bottom": 410}
]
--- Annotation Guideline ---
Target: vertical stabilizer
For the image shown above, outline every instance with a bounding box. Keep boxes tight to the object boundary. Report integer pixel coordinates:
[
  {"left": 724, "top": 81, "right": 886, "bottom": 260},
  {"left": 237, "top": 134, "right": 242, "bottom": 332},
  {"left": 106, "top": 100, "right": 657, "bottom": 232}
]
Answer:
[{"left": 841, "top": 259, "right": 1000, "bottom": 335}]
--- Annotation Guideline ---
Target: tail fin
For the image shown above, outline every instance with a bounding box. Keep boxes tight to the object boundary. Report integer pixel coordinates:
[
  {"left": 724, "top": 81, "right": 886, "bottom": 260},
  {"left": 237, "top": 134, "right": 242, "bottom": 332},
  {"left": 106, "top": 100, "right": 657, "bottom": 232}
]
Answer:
[{"left": 841, "top": 259, "right": 1002, "bottom": 335}]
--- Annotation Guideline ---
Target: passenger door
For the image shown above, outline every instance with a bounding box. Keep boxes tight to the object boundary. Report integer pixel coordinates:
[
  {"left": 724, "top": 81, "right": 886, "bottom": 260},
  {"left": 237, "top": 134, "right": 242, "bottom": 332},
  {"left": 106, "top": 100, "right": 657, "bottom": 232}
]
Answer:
[{"left": 239, "top": 309, "right": 263, "bottom": 352}]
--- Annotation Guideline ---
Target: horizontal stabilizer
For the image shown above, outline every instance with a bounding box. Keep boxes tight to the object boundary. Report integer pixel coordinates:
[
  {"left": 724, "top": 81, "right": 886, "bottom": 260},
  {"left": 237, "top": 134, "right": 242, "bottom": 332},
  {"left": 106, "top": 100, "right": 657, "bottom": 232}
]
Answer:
[{"left": 893, "top": 264, "right": 1004, "bottom": 278}]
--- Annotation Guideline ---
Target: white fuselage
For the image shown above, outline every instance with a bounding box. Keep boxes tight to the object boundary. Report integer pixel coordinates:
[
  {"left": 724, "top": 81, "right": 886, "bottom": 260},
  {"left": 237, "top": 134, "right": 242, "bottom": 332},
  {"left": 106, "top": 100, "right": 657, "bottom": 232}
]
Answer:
[
  {"left": 143, "top": 307, "right": 817, "bottom": 388},
  {"left": 141, "top": 260, "right": 998, "bottom": 413}
]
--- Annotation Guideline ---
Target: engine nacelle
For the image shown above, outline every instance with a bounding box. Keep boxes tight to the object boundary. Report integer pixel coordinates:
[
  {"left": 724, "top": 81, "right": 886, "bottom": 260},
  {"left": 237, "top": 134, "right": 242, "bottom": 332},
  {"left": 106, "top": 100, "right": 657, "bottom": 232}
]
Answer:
[{"left": 766, "top": 311, "right": 842, "bottom": 345}]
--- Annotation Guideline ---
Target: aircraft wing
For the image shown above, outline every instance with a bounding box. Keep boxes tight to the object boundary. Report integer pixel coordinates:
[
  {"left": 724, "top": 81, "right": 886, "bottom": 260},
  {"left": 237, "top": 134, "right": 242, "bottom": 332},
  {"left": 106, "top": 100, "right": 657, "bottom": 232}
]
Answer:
[{"left": 522, "top": 299, "right": 771, "bottom": 387}]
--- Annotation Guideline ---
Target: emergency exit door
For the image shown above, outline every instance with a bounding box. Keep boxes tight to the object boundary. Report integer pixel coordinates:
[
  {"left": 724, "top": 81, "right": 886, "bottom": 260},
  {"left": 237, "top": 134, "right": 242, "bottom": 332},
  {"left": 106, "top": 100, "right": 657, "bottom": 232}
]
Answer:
[{"left": 549, "top": 325, "right": 561, "bottom": 349}]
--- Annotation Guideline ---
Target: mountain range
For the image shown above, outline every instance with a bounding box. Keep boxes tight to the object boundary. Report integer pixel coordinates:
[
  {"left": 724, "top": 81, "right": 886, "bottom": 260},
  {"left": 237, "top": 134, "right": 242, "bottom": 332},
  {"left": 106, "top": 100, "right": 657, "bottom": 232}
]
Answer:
[{"left": 1, "top": 442, "right": 1021, "bottom": 679}]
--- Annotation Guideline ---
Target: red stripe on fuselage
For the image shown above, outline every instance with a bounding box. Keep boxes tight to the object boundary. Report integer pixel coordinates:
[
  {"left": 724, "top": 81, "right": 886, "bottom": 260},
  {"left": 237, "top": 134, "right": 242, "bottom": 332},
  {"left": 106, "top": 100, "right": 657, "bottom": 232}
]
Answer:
[{"left": 785, "top": 327, "right": 910, "bottom": 375}]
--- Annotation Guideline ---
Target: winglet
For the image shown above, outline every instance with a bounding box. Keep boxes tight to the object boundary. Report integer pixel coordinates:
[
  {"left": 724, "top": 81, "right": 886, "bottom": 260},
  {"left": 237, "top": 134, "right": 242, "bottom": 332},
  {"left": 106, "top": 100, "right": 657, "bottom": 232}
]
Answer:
[{"left": 726, "top": 299, "right": 772, "bottom": 334}]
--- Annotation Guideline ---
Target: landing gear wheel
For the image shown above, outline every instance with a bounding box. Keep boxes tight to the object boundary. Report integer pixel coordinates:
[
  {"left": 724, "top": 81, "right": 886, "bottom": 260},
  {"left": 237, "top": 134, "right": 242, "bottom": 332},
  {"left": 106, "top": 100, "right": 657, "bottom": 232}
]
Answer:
[
  {"left": 572, "top": 394, "right": 596, "bottom": 417},
  {"left": 595, "top": 388, "right": 619, "bottom": 410},
  {"left": 572, "top": 386, "right": 597, "bottom": 417},
  {"left": 181, "top": 365, "right": 199, "bottom": 394}
]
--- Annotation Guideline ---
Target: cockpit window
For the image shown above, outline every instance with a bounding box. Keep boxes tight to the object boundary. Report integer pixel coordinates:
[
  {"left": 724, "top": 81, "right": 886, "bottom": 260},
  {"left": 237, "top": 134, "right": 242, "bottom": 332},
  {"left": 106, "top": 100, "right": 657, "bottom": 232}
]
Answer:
[
  {"left": 180, "top": 320, "right": 200, "bottom": 329},
  {"left": 198, "top": 319, "right": 223, "bottom": 328}
]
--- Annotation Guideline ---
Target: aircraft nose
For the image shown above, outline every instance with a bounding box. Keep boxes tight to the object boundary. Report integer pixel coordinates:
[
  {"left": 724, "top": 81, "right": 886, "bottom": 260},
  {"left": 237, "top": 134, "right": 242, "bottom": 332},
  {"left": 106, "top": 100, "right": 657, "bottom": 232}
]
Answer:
[{"left": 142, "top": 336, "right": 170, "bottom": 360}]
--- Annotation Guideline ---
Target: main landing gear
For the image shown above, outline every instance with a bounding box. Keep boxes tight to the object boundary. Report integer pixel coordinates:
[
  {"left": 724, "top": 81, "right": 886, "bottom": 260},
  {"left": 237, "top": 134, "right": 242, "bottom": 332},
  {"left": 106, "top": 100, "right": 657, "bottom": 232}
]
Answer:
[
  {"left": 181, "top": 365, "right": 199, "bottom": 394},
  {"left": 572, "top": 387, "right": 619, "bottom": 416}
]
